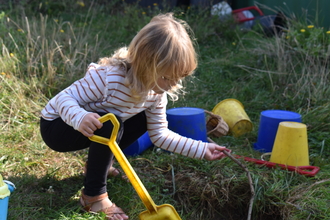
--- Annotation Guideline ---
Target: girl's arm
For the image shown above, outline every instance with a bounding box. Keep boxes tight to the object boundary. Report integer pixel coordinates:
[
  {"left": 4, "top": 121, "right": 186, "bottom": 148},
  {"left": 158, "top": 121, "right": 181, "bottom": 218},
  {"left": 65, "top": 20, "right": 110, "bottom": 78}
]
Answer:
[
  {"left": 53, "top": 64, "right": 107, "bottom": 130},
  {"left": 145, "top": 94, "right": 208, "bottom": 159}
]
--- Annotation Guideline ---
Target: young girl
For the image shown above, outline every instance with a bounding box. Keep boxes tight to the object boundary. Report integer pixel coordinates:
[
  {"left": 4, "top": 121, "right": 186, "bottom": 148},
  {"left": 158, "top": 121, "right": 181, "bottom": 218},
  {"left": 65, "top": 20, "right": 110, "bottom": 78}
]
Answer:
[{"left": 40, "top": 13, "right": 230, "bottom": 220}]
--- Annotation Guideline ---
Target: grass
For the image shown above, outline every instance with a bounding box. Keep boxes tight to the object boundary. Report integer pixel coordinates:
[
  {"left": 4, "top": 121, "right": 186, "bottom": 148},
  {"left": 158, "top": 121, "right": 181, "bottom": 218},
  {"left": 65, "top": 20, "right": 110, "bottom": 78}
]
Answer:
[{"left": 0, "top": 1, "right": 330, "bottom": 219}]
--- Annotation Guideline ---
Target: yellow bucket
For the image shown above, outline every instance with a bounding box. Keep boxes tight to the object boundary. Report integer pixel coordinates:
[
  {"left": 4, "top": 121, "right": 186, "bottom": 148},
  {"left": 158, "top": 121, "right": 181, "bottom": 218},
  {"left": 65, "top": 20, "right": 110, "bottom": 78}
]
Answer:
[
  {"left": 212, "top": 99, "right": 253, "bottom": 137},
  {"left": 270, "top": 121, "right": 309, "bottom": 166}
]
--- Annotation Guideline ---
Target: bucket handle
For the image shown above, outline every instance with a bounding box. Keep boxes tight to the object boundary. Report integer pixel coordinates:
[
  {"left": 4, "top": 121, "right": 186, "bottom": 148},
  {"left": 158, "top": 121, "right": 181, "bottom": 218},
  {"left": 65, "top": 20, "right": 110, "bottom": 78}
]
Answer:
[{"left": 205, "top": 110, "right": 229, "bottom": 136}]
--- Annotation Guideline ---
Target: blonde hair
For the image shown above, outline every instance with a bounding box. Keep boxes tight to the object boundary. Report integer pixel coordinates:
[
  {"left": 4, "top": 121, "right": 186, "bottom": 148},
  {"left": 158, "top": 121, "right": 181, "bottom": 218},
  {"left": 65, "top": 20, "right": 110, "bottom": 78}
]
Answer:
[{"left": 99, "top": 13, "right": 198, "bottom": 101}]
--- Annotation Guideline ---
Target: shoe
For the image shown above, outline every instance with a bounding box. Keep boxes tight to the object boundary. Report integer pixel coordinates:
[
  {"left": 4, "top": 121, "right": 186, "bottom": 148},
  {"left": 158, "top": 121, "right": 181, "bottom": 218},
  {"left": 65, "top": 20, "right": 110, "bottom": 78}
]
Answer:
[{"left": 80, "top": 190, "right": 129, "bottom": 220}]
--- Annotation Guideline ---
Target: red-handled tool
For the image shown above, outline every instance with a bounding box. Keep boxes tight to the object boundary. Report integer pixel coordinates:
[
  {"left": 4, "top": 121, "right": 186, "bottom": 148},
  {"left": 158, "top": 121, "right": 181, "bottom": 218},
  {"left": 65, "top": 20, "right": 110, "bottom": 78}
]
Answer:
[
  {"left": 232, "top": 6, "right": 264, "bottom": 23},
  {"left": 235, "top": 155, "right": 320, "bottom": 177},
  {"left": 207, "top": 137, "right": 320, "bottom": 177}
]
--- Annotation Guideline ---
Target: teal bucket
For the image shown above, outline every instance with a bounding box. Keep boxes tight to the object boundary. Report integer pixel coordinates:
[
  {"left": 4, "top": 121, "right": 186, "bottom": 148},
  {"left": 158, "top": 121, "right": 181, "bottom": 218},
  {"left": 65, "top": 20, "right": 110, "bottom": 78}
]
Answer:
[
  {"left": 123, "top": 132, "right": 153, "bottom": 156},
  {"left": 166, "top": 107, "right": 208, "bottom": 142}
]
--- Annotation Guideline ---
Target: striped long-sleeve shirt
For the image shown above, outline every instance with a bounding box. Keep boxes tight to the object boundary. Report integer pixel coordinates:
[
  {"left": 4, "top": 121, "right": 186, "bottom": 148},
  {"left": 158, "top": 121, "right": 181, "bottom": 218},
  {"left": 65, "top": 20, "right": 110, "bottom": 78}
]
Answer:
[{"left": 41, "top": 63, "right": 207, "bottom": 159}]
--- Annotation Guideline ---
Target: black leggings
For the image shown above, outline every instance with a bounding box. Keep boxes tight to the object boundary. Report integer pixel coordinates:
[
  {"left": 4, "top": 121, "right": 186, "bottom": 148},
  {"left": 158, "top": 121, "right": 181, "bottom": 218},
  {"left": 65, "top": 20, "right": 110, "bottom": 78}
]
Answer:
[{"left": 40, "top": 112, "right": 147, "bottom": 196}]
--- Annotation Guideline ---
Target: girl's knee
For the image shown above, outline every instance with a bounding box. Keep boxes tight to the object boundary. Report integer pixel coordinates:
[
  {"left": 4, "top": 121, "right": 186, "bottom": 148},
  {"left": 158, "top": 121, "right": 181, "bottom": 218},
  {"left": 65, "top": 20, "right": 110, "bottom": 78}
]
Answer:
[{"left": 94, "top": 114, "right": 123, "bottom": 141}]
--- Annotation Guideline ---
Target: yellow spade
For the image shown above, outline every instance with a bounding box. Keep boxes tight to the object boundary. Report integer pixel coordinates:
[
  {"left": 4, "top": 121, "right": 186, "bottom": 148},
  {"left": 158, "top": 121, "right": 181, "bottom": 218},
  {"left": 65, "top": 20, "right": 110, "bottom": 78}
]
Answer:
[{"left": 89, "top": 113, "right": 181, "bottom": 220}]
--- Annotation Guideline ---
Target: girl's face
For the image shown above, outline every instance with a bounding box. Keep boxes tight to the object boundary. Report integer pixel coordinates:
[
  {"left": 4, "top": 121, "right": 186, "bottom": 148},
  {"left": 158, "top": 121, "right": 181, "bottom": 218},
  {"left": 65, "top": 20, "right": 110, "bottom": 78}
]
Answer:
[{"left": 152, "top": 75, "right": 179, "bottom": 94}]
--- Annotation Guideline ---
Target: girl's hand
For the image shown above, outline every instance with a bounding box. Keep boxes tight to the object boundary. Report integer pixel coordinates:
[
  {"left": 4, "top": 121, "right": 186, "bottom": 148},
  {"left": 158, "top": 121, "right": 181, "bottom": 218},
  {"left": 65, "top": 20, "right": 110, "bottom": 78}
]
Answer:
[
  {"left": 78, "top": 113, "right": 103, "bottom": 137},
  {"left": 204, "top": 143, "right": 231, "bottom": 161}
]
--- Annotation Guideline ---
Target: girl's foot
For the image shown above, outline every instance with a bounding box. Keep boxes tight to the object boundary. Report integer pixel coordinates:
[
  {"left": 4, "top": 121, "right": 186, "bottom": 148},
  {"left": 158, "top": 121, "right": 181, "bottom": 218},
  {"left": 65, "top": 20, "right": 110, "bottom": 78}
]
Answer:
[
  {"left": 107, "top": 167, "right": 129, "bottom": 182},
  {"left": 83, "top": 161, "right": 128, "bottom": 181},
  {"left": 80, "top": 190, "right": 129, "bottom": 220}
]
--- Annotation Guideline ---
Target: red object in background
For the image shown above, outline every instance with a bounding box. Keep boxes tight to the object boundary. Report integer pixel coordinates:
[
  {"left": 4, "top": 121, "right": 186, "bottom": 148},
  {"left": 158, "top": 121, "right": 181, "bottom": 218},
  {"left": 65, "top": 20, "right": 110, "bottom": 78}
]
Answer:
[
  {"left": 235, "top": 155, "right": 320, "bottom": 177},
  {"left": 232, "top": 6, "right": 264, "bottom": 23}
]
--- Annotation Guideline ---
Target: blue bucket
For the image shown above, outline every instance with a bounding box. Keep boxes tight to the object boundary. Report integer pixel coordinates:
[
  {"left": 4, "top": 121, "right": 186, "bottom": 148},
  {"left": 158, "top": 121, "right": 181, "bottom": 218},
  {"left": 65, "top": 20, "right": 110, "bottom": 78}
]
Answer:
[
  {"left": 0, "top": 180, "right": 15, "bottom": 220},
  {"left": 166, "top": 107, "right": 208, "bottom": 142},
  {"left": 123, "top": 132, "right": 153, "bottom": 156},
  {"left": 254, "top": 110, "right": 302, "bottom": 153}
]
